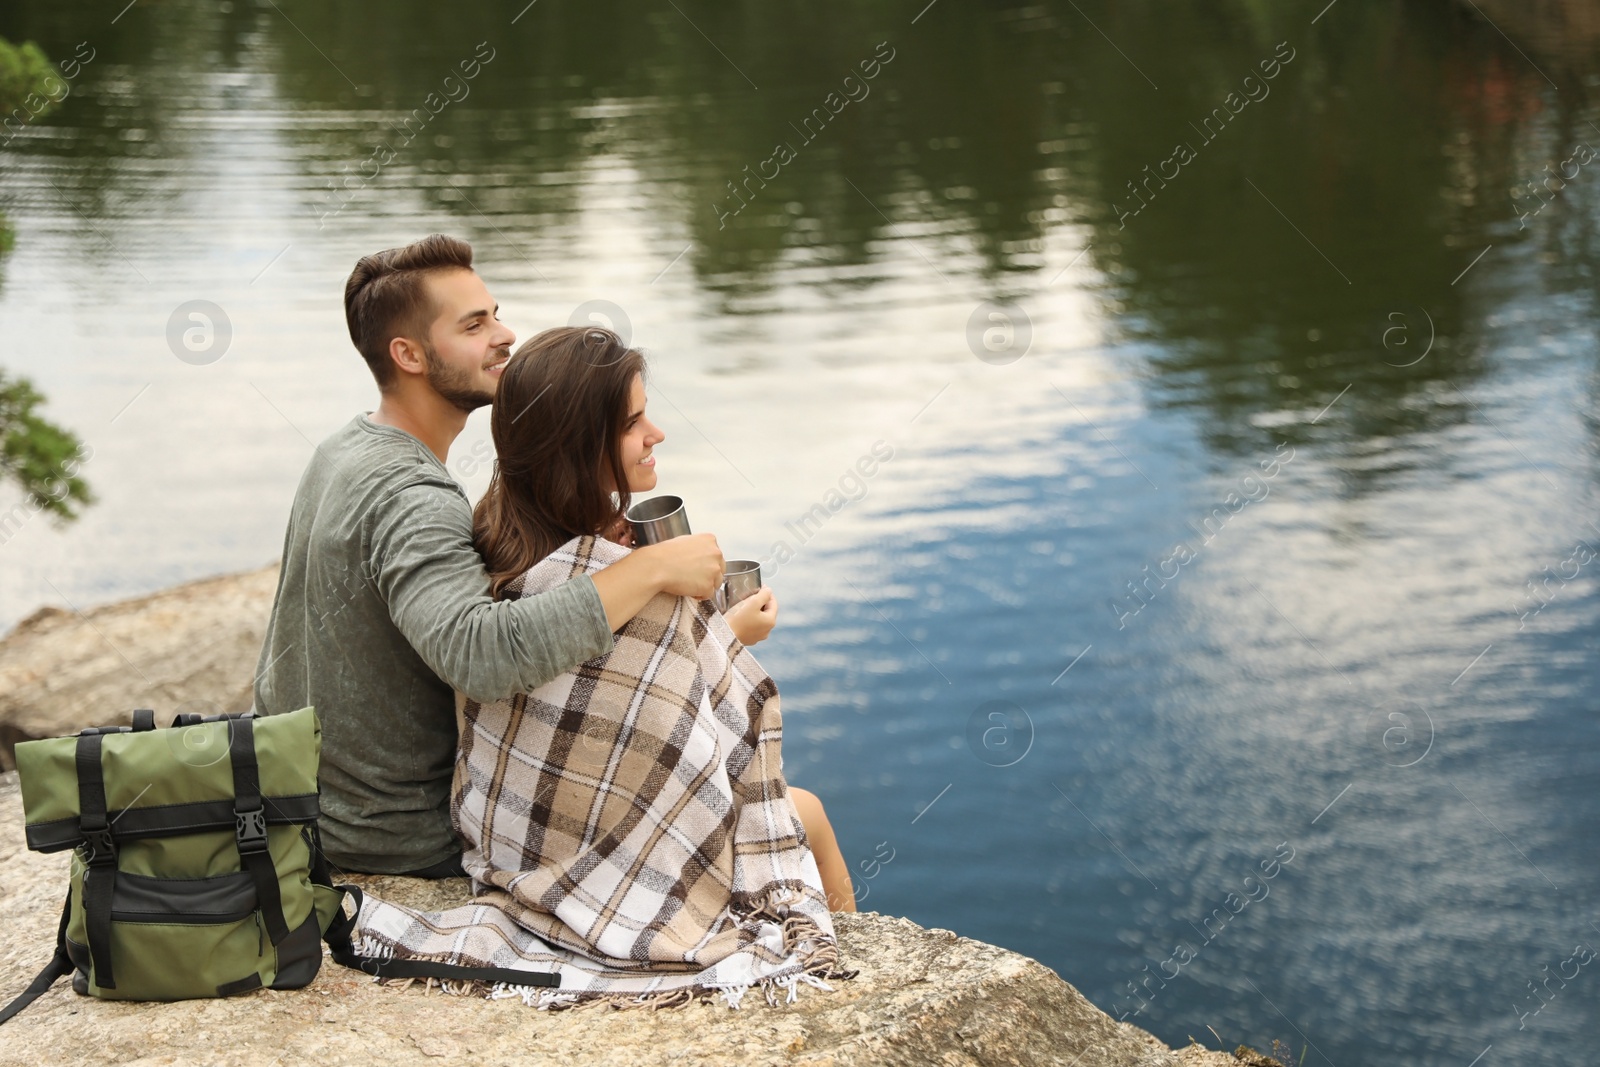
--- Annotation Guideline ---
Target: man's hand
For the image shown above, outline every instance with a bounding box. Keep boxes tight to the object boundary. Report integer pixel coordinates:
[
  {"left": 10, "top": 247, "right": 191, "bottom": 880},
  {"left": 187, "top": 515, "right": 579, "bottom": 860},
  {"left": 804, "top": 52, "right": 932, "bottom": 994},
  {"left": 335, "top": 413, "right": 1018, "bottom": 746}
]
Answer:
[
  {"left": 636, "top": 533, "right": 724, "bottom": 600},
  {"left": 724, "top": 587, "right": 778, "bottom": 645},
  {"left": 591, "top": 533, "right": 723, "bottom": 633}
]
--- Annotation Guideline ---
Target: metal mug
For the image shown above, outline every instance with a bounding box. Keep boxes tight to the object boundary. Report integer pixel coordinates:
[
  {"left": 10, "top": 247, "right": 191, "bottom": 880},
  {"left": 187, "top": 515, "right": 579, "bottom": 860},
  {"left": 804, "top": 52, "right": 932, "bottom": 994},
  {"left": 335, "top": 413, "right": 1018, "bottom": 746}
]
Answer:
[
  {"left": 717, "top": 559, "right": 762, "bottom": 613},
  {"left": 626, "top": 495, "right": 691, "bottom": 546}
]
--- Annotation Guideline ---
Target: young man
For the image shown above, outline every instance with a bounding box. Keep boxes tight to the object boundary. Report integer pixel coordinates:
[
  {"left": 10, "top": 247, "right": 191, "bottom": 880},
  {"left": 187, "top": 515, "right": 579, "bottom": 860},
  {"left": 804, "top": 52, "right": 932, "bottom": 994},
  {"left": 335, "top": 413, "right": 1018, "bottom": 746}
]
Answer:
[{"left": 253, "top": 234, "right": 725, "bottom": 876}]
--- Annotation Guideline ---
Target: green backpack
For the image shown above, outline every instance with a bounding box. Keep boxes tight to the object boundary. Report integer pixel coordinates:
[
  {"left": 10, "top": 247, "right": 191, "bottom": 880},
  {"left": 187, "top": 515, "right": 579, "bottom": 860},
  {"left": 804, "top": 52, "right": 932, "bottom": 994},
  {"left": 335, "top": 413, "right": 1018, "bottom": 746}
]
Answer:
[{"left": 0, "top": 706, "right": 559, "bottom": 1024}]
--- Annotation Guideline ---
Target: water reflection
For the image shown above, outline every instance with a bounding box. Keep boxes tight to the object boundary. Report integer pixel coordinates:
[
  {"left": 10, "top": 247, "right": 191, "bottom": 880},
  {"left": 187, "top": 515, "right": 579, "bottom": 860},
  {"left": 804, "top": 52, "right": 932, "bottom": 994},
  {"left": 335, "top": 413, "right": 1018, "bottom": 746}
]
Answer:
[
  {"left": 262, "top": 0, "right": 1574, "bottom": 476},
  {"left": 226, "top": 0, "right": 1598, "bottom": 468}
]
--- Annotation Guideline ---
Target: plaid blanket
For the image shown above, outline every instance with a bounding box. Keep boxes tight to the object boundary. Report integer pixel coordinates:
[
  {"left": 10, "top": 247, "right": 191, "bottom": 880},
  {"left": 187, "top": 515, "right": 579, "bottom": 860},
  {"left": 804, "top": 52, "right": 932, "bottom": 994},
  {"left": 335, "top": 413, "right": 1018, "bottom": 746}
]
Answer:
[{"left": 351, "top": 534, "right": 851, "bottom": 1008}]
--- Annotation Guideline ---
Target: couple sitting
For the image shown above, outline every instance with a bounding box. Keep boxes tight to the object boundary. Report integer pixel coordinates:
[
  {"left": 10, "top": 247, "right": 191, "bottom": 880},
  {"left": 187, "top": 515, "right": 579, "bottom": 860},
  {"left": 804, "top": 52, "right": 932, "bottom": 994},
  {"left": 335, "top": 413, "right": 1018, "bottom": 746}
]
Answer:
[{"left": 252, "top": 234, "right": 853, "bottom": 1004}]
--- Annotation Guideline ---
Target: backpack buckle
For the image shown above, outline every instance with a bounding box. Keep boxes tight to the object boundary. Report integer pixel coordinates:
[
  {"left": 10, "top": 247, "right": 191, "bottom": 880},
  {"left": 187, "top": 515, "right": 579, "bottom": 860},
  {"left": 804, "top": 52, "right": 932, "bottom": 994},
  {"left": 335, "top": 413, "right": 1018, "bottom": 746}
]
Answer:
[
  {"left": 81, "top": 823, "right": 117, "bottom": 867},
  {"left": 234, "top": 807, "right": 269, "bottom": 854}
]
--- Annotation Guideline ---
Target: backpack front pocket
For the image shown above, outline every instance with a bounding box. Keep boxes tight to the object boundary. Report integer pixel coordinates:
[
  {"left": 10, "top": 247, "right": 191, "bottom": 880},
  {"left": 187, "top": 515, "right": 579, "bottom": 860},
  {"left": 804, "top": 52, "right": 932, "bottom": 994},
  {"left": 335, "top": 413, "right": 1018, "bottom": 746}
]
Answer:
[{"left": 68, "top": 869, "right": 270, "bottom": 1000}]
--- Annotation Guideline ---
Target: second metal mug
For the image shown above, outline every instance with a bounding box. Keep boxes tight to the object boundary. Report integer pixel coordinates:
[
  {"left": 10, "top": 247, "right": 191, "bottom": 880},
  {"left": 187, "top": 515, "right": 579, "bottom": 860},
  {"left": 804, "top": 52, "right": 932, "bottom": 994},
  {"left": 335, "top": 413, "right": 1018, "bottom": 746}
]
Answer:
[
  {"left": 626, "top": 495, "right": 691, "bottom": 545},
  {"left": 717, "top": 559, "right": 762, "bottom": 613}
]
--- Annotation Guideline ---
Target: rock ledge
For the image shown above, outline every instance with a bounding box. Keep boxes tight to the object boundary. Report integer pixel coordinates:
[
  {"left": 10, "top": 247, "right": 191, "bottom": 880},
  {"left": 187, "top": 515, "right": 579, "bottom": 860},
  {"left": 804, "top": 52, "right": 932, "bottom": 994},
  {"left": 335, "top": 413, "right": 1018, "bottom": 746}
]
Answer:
[
  {"left": 0, "top": 571, "right": 1252, "bottom": 1066},
  {"left": 0, "top": 771, "right": 1237, "bottom": 1066}
]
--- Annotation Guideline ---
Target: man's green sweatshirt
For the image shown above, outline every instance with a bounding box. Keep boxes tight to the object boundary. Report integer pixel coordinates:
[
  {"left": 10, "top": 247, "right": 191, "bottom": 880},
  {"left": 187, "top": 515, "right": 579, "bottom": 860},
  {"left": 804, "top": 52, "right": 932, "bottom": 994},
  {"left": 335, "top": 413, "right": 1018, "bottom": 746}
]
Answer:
[{"left": 254, "top": 415, "right": 614, "bottom": 872}]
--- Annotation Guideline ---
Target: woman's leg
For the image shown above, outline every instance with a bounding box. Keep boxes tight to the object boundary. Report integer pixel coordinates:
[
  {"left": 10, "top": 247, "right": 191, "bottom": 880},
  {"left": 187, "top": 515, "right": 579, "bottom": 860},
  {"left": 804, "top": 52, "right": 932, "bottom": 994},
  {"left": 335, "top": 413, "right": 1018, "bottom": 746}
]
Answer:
[{"left": 788, "top": 786, "right": 857, "bottom": 912}]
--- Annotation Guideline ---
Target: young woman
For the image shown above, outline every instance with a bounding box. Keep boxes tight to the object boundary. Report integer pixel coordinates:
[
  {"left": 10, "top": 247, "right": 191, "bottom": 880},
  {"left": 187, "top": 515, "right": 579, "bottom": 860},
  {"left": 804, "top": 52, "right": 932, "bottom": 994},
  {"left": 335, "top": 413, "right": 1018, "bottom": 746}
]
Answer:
[{"left": 472, "top": 325, "right": 856, "bottom": 912}]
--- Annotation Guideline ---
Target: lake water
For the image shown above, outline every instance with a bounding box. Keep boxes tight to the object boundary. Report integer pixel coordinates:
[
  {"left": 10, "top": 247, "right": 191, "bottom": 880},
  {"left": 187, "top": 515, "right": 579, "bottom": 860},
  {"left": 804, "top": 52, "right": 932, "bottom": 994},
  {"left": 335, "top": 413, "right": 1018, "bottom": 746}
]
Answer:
[{"left": 2, "top": 0, "right": 1598, "bottom": 1060}]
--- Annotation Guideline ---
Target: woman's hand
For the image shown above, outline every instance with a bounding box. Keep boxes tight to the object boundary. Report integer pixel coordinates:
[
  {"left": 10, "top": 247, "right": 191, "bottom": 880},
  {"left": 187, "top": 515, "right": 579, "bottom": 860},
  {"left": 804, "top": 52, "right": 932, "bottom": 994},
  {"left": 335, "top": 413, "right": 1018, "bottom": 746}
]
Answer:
[{"left": 724, "top": 587, "right": 778, "bottom": 645}]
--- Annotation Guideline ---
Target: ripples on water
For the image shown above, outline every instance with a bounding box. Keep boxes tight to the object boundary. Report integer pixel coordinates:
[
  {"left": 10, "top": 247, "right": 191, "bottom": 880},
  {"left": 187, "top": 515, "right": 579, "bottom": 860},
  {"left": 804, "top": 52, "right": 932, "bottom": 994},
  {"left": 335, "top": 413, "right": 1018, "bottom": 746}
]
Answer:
[{"left": 1, "top": 1, "right": 1598, "bottom": 1061}]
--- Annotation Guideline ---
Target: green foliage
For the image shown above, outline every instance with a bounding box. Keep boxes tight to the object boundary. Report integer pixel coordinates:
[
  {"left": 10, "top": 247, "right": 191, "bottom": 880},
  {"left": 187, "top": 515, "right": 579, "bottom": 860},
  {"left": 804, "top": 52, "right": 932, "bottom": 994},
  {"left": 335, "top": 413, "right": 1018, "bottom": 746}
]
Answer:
[
  {"left": 0, "top": 39, "right": 90, "bottom": 522},
  {"left": 1, "top": 34, "right": 56, "bottom": 293},
  {"left": 0, "top": 371, "right": 92, "bottom": 522},
  {"left": 0, "top": 35, "right": 60, "bottom": 120}
]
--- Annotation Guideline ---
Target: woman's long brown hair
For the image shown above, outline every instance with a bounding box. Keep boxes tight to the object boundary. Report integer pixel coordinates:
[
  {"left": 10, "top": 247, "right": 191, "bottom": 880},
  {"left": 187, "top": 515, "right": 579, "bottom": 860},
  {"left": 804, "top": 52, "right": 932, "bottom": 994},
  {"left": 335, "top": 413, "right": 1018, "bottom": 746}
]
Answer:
[{"left": 473, "top": 326, "right": 646, "bottom": 599}]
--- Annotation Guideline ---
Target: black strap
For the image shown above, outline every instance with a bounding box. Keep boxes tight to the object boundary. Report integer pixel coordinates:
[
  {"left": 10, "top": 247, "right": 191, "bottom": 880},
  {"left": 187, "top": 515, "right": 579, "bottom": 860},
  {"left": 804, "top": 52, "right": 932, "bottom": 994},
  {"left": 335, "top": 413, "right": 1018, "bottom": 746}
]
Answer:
[
  {"left": 323, "top": 886, "right": 559, "bottom": 989},
  {"left": 0, "top": 891, "right": 74, "bottom": 1026},
  {"left": 328, "top": 949, "right": 561, "bottom": 988},
  {"left": 306, "top": 822, "right": 338, "bottom": 887},
  {"left": 215, "top": 973, "right": 263, "bottom": 997},
  {"left": 131, "top": 709, "right": 155, "bottom": 732},
  {"left": 228, "top": 716, "right": 292, "bottom": 949},
  {"left": 75, "top": 732, "right": 116, "bottom": 990}
]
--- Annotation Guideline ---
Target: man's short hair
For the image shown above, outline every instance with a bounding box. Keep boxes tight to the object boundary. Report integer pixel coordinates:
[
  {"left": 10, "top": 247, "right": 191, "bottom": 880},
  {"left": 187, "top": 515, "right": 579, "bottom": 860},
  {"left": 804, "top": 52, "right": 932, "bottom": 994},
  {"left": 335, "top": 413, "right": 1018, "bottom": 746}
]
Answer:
[{"left": 344, "top": 234, "right": 474, "bottom": 387}]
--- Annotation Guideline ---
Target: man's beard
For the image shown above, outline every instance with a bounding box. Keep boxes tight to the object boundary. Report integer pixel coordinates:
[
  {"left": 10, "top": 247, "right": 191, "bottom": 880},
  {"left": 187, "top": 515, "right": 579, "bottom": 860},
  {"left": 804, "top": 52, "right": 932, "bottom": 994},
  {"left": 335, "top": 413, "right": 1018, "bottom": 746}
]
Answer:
[{"left": 421, "top": 341, "right": 500, "bottom": 414}]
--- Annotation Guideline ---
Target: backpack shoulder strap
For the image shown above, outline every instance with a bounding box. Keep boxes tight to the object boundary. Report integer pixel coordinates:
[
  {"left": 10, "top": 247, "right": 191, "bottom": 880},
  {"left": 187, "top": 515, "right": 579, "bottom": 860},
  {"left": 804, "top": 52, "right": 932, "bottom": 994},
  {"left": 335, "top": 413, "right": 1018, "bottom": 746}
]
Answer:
[
  {"left": 302, "top": 815, "right": 559, "bottom": 990},
  {"left": 0, "top": 891, "right": 75, "bottom": 1026},
  {"left": 321, "top": 885, "right": 559, "bottom": 989}
]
